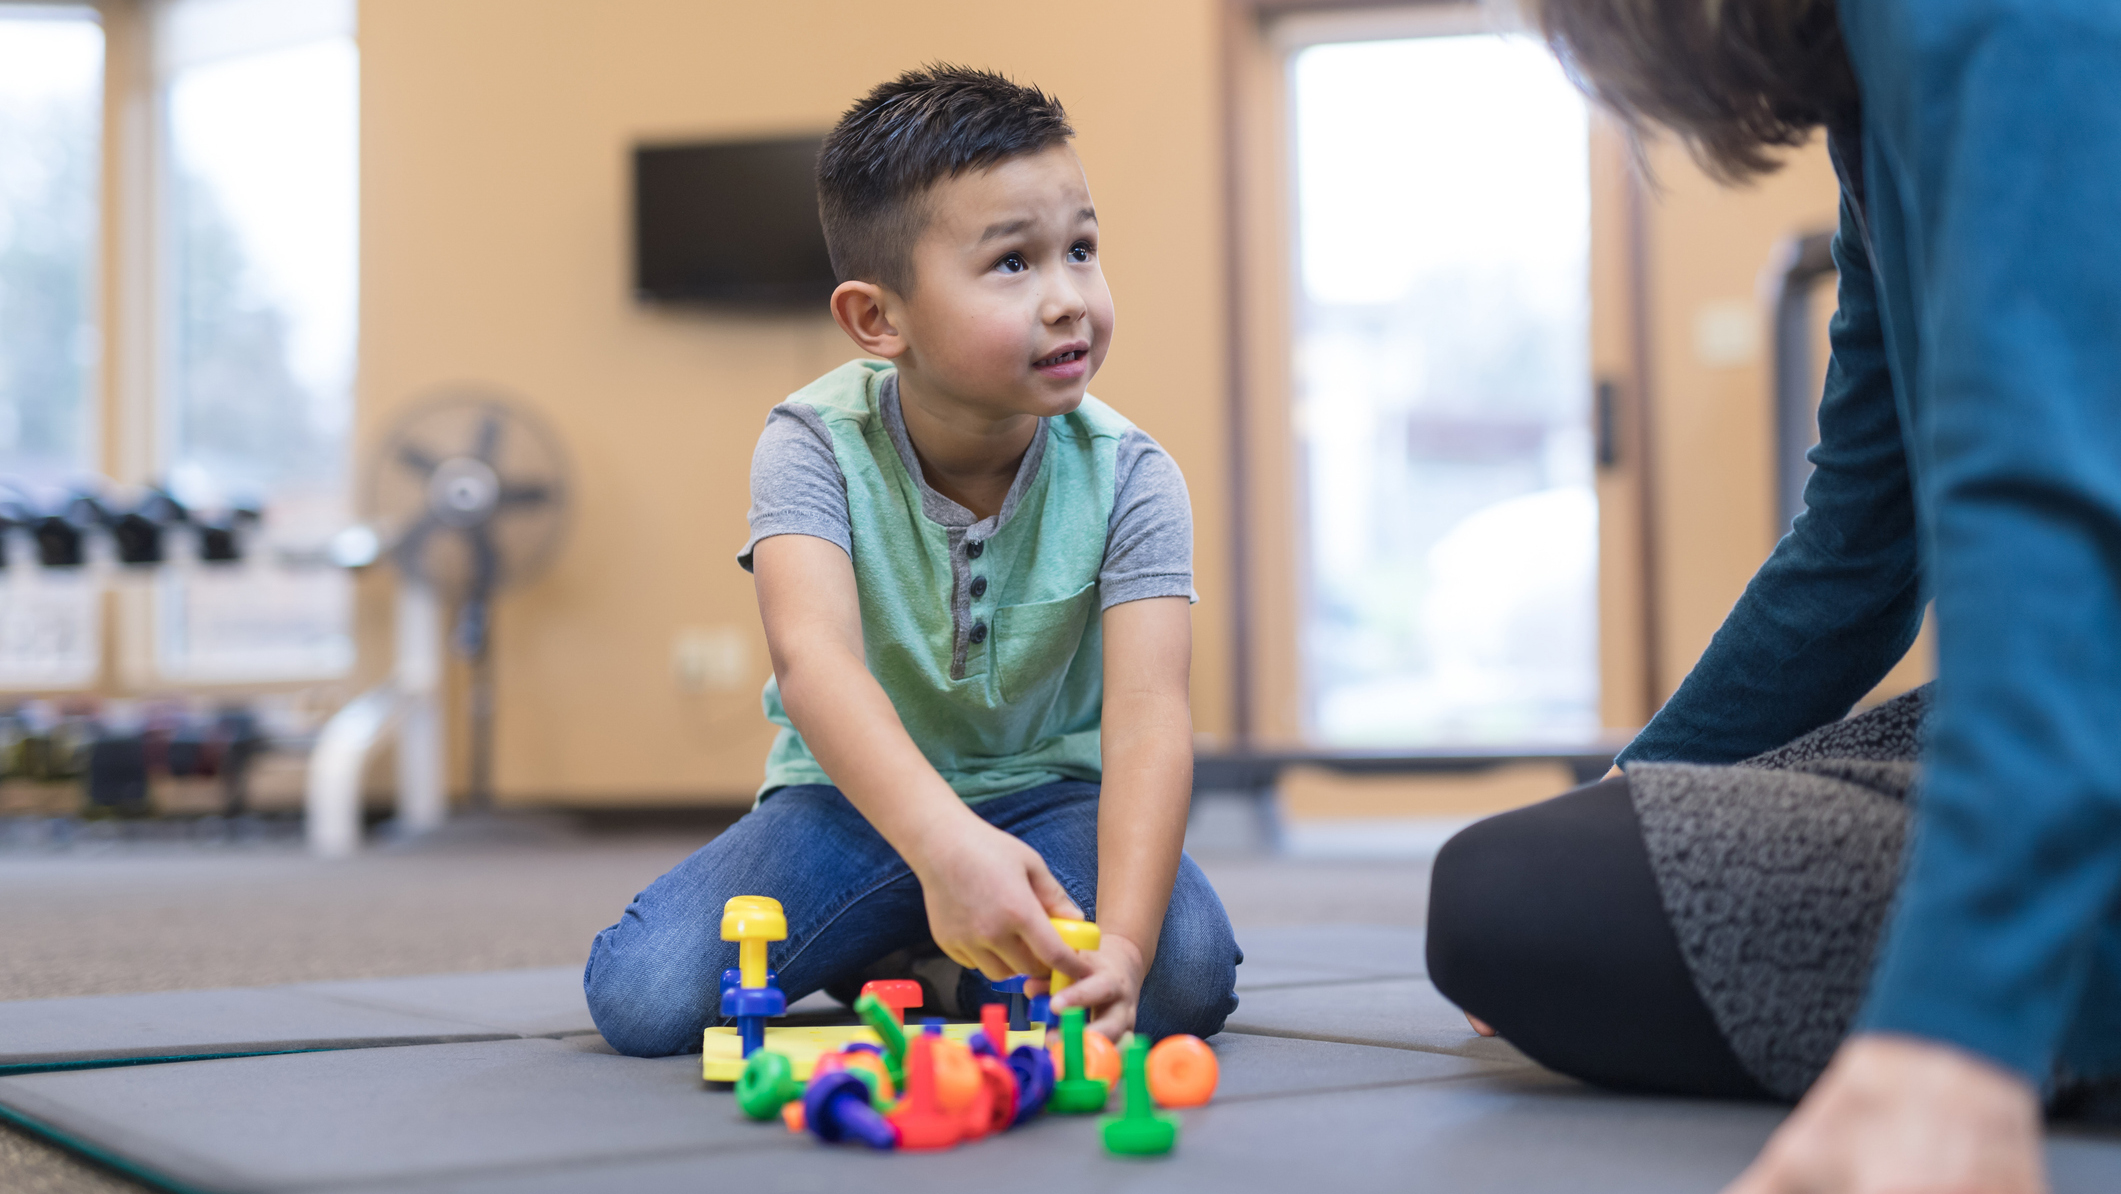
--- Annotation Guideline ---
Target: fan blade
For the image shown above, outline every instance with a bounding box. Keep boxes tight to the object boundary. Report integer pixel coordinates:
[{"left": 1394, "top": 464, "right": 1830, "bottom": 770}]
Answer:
[
  {"left": 397, "top": 443, "right": 440, "bottom": 476},
  {"left": 496, "top": 483, "right": 552, "bottom": 507},
  {"left": 472, "top": 411, "right": 504, "bottom": 463}
]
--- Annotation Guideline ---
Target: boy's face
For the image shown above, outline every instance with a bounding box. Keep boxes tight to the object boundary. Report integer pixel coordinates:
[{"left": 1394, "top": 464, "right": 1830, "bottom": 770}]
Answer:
[{"left": 887, "top": 145, "right": 1114, "bottom": 419}]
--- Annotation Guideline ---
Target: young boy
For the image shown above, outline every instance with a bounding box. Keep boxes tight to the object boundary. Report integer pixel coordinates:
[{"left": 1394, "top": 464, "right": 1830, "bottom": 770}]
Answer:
[{"left": 585, "top": 65, "right": 1239, "bottom": 1057}]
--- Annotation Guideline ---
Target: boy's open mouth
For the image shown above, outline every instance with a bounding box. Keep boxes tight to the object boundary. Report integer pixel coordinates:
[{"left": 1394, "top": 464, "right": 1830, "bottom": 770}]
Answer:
[{"left": 1033, "top": 346, "right": 1088, "bottom": 369}]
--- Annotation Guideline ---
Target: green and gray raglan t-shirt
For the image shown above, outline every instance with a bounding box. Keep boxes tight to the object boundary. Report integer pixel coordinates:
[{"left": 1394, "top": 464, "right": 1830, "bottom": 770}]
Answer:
[{"left": 738, "top": 359, "right": 1195, "bottom": 802}]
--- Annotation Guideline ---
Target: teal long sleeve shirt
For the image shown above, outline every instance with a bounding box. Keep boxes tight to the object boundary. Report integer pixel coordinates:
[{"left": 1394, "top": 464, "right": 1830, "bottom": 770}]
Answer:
[{"left": 1617, "top": 0, "right": 2121, "bottom": 1086}]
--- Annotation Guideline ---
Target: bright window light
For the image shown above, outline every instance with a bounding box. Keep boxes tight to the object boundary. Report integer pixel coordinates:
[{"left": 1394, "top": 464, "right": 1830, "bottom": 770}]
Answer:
[
  {"left": 1291, "top": 33, "right": 1596, "bottom": 745},
  {"left": 159, "top": 0, "right": 356, "bottom": 680},
  {"left": 0, "top": 7, "right": 104, "bottom": 688}
]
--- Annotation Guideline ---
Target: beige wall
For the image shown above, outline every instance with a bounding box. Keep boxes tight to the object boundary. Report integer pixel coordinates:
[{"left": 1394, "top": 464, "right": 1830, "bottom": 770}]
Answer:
[
  {"left": 1640, "top": 139, "right": 1838, "bottom": 700},
  {"left": 358, "top": 0, "right": 1231, "bottom": 805},
  {"left": 1636, "top": 138, "right": 1931, "bottom": 708},
  {"left": 359, "top": 1, "right": 1925, "bottom": 809}
]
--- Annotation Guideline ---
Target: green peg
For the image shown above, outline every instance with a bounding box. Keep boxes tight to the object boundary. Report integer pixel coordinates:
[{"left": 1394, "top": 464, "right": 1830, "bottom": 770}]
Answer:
[
  {"left": 1049, "top": 1005, "right": 1110, "bottom": 1114},
  {"left": 734, "top": 1050, "right": 803, "bottom": 1121},
  {"left": 1099, "top": 1034, "right": 1179, "bottom": 1155},
  {"left": 853, "top": 991, "right": 908, "bottom": 1087}
]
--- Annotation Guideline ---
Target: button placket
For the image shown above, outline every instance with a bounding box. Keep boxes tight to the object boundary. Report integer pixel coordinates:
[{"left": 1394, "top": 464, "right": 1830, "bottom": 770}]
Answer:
[{"left": 960, "top": 537, "right": 990, "bottom": 659}]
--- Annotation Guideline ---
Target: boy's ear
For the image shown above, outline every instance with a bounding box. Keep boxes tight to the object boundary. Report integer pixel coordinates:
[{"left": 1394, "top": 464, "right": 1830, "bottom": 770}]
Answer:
[{"left": 830, "top": 280, "right": 908, "bottom": 359}]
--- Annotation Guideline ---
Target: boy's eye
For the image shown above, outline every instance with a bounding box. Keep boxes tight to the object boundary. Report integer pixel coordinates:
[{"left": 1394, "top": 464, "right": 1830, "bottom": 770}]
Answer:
[
  {"left": 995, "top": 251, "right": 1027, "bottom": 274},
  {"left": 1068, "top": 242, "right": 1094, "bottom": 264}
]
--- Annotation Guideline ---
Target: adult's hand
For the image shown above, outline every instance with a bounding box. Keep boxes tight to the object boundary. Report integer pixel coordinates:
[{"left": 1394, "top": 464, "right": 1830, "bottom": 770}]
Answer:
[{"left": 1724, "top": 1034, "right": 2045, "bottom": 1194}]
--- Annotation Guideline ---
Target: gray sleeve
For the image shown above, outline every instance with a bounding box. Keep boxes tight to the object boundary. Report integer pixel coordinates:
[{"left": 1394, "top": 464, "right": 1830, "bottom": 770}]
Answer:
[
  {"left": 738, "top": 404, "right": 851, "bottom": 572},
  {"left": 1100, "top": 428, "right": 1197, "bottom": 608}
]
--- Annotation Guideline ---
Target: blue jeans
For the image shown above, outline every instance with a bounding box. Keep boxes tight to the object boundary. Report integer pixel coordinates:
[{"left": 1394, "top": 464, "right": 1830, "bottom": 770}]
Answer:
[{"left": 584, "top": 779, "right": 1241, "bottom": 1057}]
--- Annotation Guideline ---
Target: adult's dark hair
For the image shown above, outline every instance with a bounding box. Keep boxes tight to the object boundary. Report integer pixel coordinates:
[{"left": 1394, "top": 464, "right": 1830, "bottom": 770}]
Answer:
[
  {"left": 817, "top": 64, "right": 1074, "bottom": 292},
  {"left": 1525, "top": 0, "right": 1858, "bottom": 182}
]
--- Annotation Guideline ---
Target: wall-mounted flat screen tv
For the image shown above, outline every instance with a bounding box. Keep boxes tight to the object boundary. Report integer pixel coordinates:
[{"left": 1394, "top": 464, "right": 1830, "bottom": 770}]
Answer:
[{"left": 633, "top": 136, "right": 837, "bottom": 307}]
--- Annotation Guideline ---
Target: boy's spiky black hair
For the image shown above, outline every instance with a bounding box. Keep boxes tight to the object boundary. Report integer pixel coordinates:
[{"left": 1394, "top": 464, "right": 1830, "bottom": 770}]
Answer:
[{"left": 817, "top": 64, "right": 1073, "bottom": 293}]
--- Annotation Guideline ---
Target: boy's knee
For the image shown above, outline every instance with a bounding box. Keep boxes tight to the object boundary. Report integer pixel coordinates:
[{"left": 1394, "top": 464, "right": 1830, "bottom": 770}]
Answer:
[
  {"left": 584, "top": 925, "right": 723, "bottom": 1058},
  {"left": 1136, "top": 868, "right": 1240, "bottom": 1039}
]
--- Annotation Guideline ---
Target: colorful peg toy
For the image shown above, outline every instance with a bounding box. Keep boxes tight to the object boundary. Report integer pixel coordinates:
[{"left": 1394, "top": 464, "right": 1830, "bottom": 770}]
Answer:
[
  {"left": 719, "top": 896, "right": 787, "bottom": 1057},
  {"left": 1046, "top": 917, "right": 1101, "bottom": 998},
  {"left": 704, "top": 908, "right": 1217, "bottom": 1157},
  {"left": 1147, "top": 1034, "right": 1219, "bottom": 1108},
  {"left": 736, "top": 1049, "right": 803, "bottom": 1121},
  {"left": 853, "top": 990, "right": 909, "bottom": 1087},
  {"left": 1049, "top": 1006, "right": 1111, "bottom": 1114},
  {"left": 988, "top": 975, "right": 1031, "bottom": 1031},
  {"left": 860, "top": 979, "right": 924, "bottom": 1027},
  {"left": 1100, "top": 1034, "right": 1180, "bottom": 1156}
]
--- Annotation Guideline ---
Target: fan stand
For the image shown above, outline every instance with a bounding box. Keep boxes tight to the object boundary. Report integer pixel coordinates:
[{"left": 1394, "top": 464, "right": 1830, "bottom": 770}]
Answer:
[
  {"left": 455, "top": 590, "right": 496, "bottom": 815},
  {"left": 304, "top": 392, "right": 570, "bottom": 855},
  {"left": 305, "top": 581, "right": 447, "bottom": 857}
]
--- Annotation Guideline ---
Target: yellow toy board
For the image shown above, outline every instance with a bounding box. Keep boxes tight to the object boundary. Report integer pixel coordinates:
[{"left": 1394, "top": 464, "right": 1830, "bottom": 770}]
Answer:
[{"left": 702, "top": 1022, "right": 1047, "bottom": 1083}]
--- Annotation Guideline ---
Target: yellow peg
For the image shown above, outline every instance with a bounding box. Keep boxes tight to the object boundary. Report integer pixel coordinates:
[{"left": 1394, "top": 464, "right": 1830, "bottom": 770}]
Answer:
[
  {"left": 721, "top": 896, "right": 787, "bottom": 990},
  {"left": 1048, "top": 917, "right": 1100, "bottom": 996}
]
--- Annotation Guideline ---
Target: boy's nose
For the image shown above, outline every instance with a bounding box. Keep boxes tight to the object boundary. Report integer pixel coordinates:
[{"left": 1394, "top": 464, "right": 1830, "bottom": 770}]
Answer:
[{"left": 1043, "top": 277, "right": 1089, "bottom": 325}]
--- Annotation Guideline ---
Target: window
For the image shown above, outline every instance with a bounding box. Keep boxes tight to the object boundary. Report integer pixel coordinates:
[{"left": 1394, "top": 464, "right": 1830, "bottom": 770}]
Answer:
[
  {"left": 1288, "top": 25, "right": 1596, "bottom": 745},
  {"left": 155, "top": 0, "right": 356, "bottom": 680},
  {"left": 0, "top": 4, "right": 102, "bottom": 687},
  {"left": 0, "top": 0, "right": 356, "bottom": 691}
]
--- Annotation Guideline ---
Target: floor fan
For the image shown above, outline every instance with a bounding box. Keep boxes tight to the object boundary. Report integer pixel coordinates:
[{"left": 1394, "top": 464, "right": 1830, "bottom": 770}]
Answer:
[{"left": 307, "top": 390, "right": 570, "bottom": 855}]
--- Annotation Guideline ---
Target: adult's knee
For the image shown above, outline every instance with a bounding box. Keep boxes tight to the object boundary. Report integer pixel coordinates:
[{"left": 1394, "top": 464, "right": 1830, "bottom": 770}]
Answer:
[{"left": 1426, "top": 810, "right": 1533, "bottom": 1018}]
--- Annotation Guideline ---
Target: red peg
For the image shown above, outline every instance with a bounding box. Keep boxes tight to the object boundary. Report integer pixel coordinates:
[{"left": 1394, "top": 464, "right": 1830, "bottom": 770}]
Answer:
[
  {"left": 859, "top": 979, "right": 924, "bottom": 1027},
  {"left": 887, "top": 1032, "right": 961, "bottom": 1151},
  {"left": 979, "top": 1002, "right": 1009, "bottom": 1053}
]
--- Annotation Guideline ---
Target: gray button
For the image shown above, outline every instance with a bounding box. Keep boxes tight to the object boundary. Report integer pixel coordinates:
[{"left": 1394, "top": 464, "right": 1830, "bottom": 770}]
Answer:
[
  {"left": 966, "top": 540, "right": 984, "bottom": 559},
  {"left": 969, "top": 622, "right": 988, "bottom": 644},
  {"left": 970, "top": 577, "right": 987, "bottom": 599}
]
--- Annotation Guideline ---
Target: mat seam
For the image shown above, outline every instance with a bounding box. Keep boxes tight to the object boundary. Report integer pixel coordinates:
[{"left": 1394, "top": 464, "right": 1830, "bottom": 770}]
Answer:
[
  {"left": 1219, "top": 1023, "right": 1528, "bottom": 1063},
  {"left": 0, "top": 1101, "right": 226, "bottom": 1194}
]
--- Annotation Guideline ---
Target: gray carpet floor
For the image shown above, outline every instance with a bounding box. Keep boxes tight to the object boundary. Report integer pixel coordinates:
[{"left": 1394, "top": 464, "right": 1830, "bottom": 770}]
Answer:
[{"left": 0, "top": 814, "right": 1429, "bottom": 1192}]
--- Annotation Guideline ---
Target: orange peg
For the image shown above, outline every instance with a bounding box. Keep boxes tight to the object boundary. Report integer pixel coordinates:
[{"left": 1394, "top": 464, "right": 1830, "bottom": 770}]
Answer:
[
  {"left": 1146, "top": 1034, "right": 1219, "bottom": 1107},
  {"left": 931, "top": 1036, "right": 981, "bottom": 1112}
]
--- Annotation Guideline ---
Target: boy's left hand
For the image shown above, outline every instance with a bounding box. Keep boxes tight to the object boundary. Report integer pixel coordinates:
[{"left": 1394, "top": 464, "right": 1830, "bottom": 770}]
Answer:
[{"left": 1044, "top": 932, "right": 1148, "bottom": 1041}]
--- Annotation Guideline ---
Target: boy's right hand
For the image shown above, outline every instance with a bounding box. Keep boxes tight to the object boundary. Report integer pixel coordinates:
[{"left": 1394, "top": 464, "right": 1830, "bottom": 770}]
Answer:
[{"left": 912, "top": 815, "right": 1091, "bottom": 987}]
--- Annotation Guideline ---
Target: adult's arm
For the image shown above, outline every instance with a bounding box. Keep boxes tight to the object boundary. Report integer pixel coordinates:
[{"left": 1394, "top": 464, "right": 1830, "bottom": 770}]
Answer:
[
  {"left": 1617, "top": 180, "right": 1924, "bottom": 767},
  {"left": 1854, "top": 5, "right": 2121, "bottom": 1085}
]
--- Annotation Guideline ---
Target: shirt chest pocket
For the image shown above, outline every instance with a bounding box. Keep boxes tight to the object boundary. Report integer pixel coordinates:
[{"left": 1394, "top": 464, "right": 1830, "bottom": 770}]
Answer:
[{"left": 990, "top": 581, "right": 1098, "bottom": 703}]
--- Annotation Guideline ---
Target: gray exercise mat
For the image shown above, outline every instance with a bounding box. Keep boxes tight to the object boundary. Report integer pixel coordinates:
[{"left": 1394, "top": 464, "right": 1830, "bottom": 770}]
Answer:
[
  {"left": 342, "top": 1072, "right": 2121, "bottom": 1194},
  {"left": 0, "top": 987, "right": 515, "bottom": 1072},
  {"left": 0, "top": 1027, "right": 1509, "bottom": 1192},
  {"left": 0, "top": 966, "right": 598, "bottom": 1072},
  {"left": 1226, "top": 976, "right": 1529, "bottom": 1065},
  {"left": 1232, "top": 924, "right": 1425, "bottom": 990}
]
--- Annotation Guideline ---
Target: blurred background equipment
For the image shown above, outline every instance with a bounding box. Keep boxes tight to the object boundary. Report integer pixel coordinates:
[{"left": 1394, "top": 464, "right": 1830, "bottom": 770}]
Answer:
[{"left": 306, "top": 391, "right": 570, "bottom": 856}]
